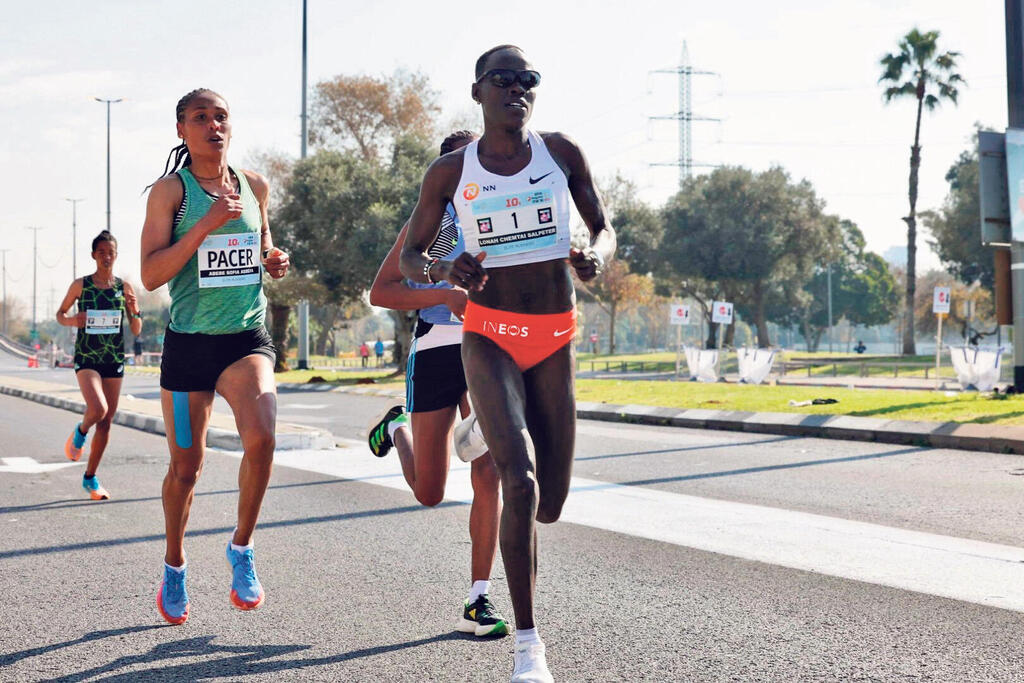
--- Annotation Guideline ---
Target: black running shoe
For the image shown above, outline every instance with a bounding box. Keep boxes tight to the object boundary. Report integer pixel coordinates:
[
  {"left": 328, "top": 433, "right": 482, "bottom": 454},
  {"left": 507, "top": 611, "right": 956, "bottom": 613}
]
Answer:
[
  {"left": 367, "top": 405, "right": 405, "bottom": 457},
  {"left": 457, "top": 593, "right": 510, "bottom": 637}
]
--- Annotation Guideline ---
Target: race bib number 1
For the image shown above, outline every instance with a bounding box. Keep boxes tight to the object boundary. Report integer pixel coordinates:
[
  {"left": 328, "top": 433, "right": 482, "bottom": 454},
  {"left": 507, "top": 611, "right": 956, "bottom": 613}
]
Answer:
[
  {"left": 86, "top": 309, "right": 122, "bottom": 335},
  {"left": 471, "top": 189, "right": 557, "bottom": 257},
  {"left": 198, "top": 233, "right": 261, "bottom": 289}
]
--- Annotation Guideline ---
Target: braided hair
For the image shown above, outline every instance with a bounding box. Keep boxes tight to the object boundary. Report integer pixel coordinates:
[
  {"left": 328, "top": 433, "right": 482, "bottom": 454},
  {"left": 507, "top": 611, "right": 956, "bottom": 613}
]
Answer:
[
  {"left": 440, "top": 130, "right": 477, "bottom": 156},
  {"left": 145, "top": 88, "right": 224, "bottom": 190}
]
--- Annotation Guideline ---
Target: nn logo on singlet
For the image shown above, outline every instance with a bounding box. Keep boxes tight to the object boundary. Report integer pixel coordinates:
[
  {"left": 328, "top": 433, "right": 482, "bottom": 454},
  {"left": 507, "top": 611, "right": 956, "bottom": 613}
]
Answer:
[
  {"left": 482, "top": 321, "right": 529, "bottom": 338},
  {"left": 462, "top": 183, "right": 497, "bottom": 200}
]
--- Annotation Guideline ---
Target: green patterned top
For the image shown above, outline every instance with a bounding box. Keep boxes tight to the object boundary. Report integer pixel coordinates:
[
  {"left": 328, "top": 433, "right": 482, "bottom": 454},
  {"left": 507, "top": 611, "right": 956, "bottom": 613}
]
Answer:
[
  {"left": 167, "top": 167, "right": 267, "bottom": 334},
  {"left": 74, "top": 275, "right": 125, "bottom": 368}
]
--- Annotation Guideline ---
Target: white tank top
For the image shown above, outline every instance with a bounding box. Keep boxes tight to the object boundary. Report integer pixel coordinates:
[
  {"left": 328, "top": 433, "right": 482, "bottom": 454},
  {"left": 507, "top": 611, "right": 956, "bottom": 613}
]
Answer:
[{"left": 452, "top": 130, "right": 571, "bottom": 269}]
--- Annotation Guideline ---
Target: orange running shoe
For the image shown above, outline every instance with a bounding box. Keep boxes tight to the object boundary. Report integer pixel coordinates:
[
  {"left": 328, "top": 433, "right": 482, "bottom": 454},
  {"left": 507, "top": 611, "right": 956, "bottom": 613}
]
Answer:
[
  {"left": 82, "top": 475, "right": 110, "bottom": 500},
  {"left": 64, "top": 423, "right": 87, "bottom": 461}
]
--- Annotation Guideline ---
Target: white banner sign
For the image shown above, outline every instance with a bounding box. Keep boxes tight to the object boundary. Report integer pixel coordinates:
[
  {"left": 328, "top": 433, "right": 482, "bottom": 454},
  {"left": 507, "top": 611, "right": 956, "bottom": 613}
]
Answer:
[
  {"left": 711, "top": 301, "right": 734, "bottom": 325},
  {"left": 669, "top": 303, "right": 690, "bottom": 325},
  {"left": 933, "top": 287, "right": 951, "bottom": 314}
]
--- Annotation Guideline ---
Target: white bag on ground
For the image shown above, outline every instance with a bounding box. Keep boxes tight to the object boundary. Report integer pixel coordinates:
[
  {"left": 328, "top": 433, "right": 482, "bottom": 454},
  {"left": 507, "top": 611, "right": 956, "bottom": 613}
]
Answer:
[
  {"left": 737, "top": 348, "right": 776, "bottom": 385},
  {"left": 949, "top": 346, "right": 1005, "bottom": 392},
  {"left": 684, "top": 345, "right": 719, "bottom": 382}
]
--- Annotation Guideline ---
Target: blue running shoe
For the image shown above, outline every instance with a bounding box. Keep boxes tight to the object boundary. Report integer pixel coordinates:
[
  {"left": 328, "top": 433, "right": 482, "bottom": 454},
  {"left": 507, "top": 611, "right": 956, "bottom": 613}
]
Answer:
[
  {"left": 226, "top": 542, "right": 264, "bottom": 610},
  {"left": 156, "top": 564, "right": 189, "bottom": 625},
  {"left": 65, "top": 423, "right": 87, "bottom": 461}
]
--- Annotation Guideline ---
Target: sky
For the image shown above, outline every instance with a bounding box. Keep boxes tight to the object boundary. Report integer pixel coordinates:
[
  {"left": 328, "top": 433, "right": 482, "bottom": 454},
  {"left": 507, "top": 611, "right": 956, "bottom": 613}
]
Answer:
[{"left": 0, "top": 0, "right": 1010, "bottom": 324}]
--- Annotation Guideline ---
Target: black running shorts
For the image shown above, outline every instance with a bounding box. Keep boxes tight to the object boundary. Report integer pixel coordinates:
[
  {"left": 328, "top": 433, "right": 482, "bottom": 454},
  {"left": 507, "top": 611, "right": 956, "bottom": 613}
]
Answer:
[
  {"left": 405, "top": 343, "right": 467, "bottom": 413},
  {"left": 74, "top": 361, "right": 124, "bottom": 379},
  {"left": 160, "top": 325, "right": 276, "bottom": 392}
]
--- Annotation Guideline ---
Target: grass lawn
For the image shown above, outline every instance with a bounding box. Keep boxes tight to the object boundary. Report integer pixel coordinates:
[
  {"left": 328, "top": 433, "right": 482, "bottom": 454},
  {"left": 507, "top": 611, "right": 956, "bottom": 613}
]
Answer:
[{"left": 575, "top": 379, "right": 1024, "bottom": 425}]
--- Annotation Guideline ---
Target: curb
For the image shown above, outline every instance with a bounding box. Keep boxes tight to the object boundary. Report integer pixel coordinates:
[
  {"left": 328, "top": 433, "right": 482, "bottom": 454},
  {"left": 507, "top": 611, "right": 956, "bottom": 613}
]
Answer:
[
  {"left": 574, "top": 401, "right": 1024, "bottom": 456},
  {"left": 0, "top": 384, "right": 334, "bottom": 451}
]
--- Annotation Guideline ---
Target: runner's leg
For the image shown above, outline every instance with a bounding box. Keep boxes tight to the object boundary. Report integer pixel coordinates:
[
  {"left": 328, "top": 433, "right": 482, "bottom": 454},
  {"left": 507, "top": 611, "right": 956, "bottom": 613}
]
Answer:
[
  {"left": 84, "top": 377, "right": 122, "bottom": 477},
  {"left": 215, "top": 353, "right": 277, "bottom": 546},
  {"left": 399, "top": 405, "right": 458, "bottom": 506},
  {"left": 76, "top": 369, "right": 107, "bottom": 432},
  {"left": 160, "top": 388, "right": 215, "bottom": 567},
  {"left": 463, "top": 332, "right": 536, "bottom": 630},
  {"left": 522, "top": 345, "right": 576, "bottom": 524},
  {"left": 462, "top": 395, "right": 501, "bottom": 581}
]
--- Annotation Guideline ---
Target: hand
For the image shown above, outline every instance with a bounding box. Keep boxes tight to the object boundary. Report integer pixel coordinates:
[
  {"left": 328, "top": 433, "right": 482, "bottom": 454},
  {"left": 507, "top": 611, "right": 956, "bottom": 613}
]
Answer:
[
  {"left": 124, "top": 290, "right": 139, "bottom": 317},
  {"left": 204, "top": 193, "right": 244, "bottom": 231},
  {"left": 73, "top": 312, "right": 87, "bottom": 328},
  {"left": 262, "top": 247, "right": 290, "bottom": 279},
  {"left": 569, "top": 247, "right": 602, "bottom": 282},
  {"left": 438, "top": 252, "right": 487, "bottom": 292},
  {"left": 444, "top": 288, "right": 469, "bottom": 320}
]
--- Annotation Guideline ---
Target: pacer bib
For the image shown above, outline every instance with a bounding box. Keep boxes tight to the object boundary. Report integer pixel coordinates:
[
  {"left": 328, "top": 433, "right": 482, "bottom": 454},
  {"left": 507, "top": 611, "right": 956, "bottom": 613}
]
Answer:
[
  {"left": 86, "top": 309, "right": 122, "bottom": 334},
  {"left": 453, "top": 130, "right": 571, "bottom": 269},
  {"left": 198, "top": 232, "right": 261, "bottom": 288}
]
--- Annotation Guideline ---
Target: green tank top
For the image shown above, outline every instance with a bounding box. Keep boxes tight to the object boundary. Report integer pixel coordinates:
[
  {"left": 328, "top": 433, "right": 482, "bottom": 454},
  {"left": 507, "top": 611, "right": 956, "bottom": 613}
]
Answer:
[
  {"left": 74, "top": 275, "right": 125, "bottom": 367},
  {"left": 168, "top": 167, "right": 267, "bottom": 334}
]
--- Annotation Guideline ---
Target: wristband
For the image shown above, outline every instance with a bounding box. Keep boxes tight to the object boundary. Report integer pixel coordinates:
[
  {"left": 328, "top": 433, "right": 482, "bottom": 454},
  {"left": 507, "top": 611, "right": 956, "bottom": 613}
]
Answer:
[{"left": 424, "top": 258, "right": 440, "bottom": 284}]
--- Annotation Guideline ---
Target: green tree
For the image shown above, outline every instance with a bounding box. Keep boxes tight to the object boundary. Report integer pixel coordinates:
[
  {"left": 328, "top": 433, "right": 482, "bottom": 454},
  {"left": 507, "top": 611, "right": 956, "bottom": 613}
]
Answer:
[
  {"left": 799, "top": 221, "right": 900, "bottom": 351},
  {"left": 576, "top": 260, "right": 654, "bottom": 354},
  {"left": 879, "top": 27, "right": 965, "bottom": 355},
  {"left": 599, "top": 174, "right": 663, "bottom": 277},
  {"left": 659, "top": 166, "right": 837, "bottom": 348},
  {"left": 923, "top": 140, "right": 995, "bottom": 291}
]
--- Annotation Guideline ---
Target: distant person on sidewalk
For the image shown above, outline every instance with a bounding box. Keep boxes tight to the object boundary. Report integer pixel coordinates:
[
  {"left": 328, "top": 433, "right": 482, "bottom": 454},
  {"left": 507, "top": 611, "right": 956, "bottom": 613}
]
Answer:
[
  {"left": 56, "top": 230, "right": 143, "bottom": 500},
  {"left": 375, "top": 337, "right": 385, "bottom": 367},
  {"left": 854, "top": 340, "right": 867, "bottom": 354},
  {"left": 359, "top": 341, "right": 370, "bottom": 367},
  {"left": 134, "top": 335, "right": 144, "bottom": 365}
]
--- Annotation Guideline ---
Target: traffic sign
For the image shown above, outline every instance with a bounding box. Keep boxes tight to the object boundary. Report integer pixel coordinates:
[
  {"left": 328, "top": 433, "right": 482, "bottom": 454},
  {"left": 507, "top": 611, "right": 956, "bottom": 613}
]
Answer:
[
  {"left": 669, "top": 303, "right": 690, "bottom": 325},
  {"left": 933, "top": 287, "right": 951, "bottom": 314},
  {"left": 711, "top": 301, "right": 733, "bottom": 325}
]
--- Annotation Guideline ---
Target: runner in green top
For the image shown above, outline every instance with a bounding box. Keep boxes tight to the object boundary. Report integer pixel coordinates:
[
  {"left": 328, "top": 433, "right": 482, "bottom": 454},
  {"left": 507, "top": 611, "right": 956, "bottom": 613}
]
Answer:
[
  {"left": 56, "top": 230, "right": 143, "bottom": 500},
  {"left": 141, "top": 88, "right": 290, "bottom": 626}
]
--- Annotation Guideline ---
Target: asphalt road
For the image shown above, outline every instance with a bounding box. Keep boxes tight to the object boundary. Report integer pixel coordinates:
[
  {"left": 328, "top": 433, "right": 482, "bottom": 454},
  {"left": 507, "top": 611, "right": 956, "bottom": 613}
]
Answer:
[{"left": 2, "top": 362, "right": 1024, "bottom": 681}]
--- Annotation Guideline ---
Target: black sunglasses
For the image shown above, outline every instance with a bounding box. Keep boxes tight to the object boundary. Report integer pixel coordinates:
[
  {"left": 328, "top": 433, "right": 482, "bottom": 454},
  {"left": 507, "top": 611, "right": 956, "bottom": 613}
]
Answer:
[{"left": 476, "top": 69, "right": 541, "bottom": 90}]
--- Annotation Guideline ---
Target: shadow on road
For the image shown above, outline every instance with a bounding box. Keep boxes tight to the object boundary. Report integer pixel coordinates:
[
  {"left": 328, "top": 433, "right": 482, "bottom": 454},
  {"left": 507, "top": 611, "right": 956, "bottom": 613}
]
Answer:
[
  {"left": 0, "top": 500, "right": 462, "bottom": 561},
  {"left": 43, "top": 632, "right": 469, "bottom": 682},
  {"left": 574, "top": 436, "right": 798, "bottom": 463},
  {"left": 572, "top": 445, "right": 928, "bottom": 490}
]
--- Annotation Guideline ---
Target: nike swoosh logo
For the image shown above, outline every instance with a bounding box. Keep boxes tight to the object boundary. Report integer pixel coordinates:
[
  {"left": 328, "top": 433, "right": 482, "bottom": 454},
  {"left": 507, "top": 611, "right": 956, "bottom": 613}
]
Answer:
[
  {"left": 553, "top": 327, "right": 574, "bottom": 337},
  {"left": 529, "top": 172, "right": 553, "bottom": 184}
]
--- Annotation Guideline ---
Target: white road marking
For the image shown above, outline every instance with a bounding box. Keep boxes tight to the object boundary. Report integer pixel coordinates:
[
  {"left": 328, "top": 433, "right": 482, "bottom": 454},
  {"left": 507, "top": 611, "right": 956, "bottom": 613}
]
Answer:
[
  {"left": 0, "top": 457, "right": 83, "bottom": 474},
  {"left": 218, "top": 443, "right": 1024, "bottom": 613}
]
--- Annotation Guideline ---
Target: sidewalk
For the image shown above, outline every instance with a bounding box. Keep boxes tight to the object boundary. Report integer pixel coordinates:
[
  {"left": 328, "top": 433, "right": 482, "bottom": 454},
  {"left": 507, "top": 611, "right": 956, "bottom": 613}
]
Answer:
[{"left": 0, "top": 374, "right": 333, "bottom": 450}]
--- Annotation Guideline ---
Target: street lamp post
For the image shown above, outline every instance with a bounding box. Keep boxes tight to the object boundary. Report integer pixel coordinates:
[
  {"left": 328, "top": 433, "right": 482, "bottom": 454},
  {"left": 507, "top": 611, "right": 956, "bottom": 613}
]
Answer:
[
  {"left": 26, "top": 227, "right": 43, "bottom": 340},
  {"left": 0, "top": 249, "right": 9, "bottom": 336},
  {"left": 297, "top": 0, "right": 311, "bottom": 370},
  {"left": 64, "top": 198, "right": 84, "bottom": 280},
  {"left": 94, "top": 98, "right": 122, "bottom": 231}
]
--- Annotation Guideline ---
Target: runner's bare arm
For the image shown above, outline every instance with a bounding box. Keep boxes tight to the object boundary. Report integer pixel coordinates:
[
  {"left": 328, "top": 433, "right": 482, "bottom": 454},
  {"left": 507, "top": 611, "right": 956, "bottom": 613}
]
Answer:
[
  {"left": 243, "top": 169, "right": 289, "bottom": 280},
  {"left": 400, "top": 153, "right": 488, "bottom": 291},
  {"left": 123, "top": 281, "right": 143, "bottom": 337},
  {"left": 56, "top": 279, "right": 85, "bottom": 327},
  {"left": 370, "top": 222, "right": 468, "bottom": 316},
  {"left": 140, "top": 175, "right": 242, "bottom": 291},
  {"left": 545, "top": 132, "right": 616, "bottom": 281}
]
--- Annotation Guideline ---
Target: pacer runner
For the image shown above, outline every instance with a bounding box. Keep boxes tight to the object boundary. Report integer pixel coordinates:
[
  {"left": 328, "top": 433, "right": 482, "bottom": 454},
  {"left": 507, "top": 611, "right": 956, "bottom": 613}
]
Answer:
[{"left": 141, "top": 88, "right": 290, "bottom": 625}]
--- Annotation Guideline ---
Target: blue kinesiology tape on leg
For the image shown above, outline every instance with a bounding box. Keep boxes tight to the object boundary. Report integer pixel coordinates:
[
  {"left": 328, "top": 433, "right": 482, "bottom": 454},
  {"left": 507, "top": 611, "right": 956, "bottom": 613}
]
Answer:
[{"left": 172, "top": 391, "right": 193, "bottom": 449}]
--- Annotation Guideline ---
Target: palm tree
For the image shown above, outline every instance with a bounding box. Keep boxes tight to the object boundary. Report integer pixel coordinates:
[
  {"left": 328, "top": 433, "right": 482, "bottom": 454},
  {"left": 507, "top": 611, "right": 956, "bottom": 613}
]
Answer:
[{"left": 879, "top": 28, "right": 964, "bottom": 355}]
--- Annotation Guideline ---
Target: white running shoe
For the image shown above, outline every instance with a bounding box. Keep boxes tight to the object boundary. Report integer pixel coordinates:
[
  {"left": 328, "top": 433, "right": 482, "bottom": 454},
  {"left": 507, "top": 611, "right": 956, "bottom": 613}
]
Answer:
[
  {"left": 511, "top": 642, "right": 553, "bottom": 683},
  {"left": 454, "top": 412, "right": 488, "bottom": 463}
]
